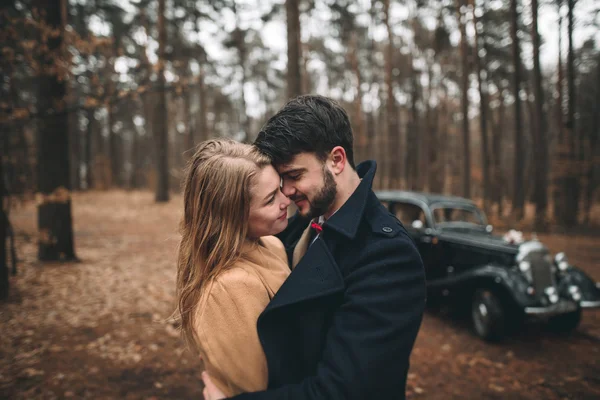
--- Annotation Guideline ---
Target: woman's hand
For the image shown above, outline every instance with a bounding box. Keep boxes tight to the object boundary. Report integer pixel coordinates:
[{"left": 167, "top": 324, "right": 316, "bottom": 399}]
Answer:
[{"left": 202, "top": 371, "right": 226, "bottom": 400}]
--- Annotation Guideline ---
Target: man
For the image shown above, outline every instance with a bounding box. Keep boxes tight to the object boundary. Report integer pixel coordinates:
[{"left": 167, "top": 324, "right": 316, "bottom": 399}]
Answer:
[{"left": 203, "top": 95, "right": 426, "bottom": 400}]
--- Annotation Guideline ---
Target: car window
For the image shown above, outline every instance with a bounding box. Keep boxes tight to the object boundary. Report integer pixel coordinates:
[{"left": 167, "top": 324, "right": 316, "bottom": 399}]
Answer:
[
  {"left": 392, "top": 203, "right": 426, "bottom": 226},
  {"left": 433, "top": 207, "right": 484, "bottom": 225}
]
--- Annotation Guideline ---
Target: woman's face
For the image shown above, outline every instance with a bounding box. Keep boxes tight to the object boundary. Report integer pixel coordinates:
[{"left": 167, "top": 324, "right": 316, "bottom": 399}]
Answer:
[{"left": 247, "top": 165, "right": 291, "bottom": 239}]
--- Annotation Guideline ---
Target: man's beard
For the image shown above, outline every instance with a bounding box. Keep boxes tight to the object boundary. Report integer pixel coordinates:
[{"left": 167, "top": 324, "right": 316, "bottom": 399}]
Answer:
[{"left": 303, "top": 168, "right": 337, "bottom": 219}]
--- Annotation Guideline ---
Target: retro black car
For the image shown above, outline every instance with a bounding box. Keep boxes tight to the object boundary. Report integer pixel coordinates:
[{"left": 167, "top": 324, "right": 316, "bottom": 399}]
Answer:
[{"left": 376, "top": 190, "right": 600, "bottom": 341}]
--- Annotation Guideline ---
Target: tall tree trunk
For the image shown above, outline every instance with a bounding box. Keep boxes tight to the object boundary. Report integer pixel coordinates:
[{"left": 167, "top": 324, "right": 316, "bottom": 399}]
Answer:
[
  {"left": 130, "top": 113, "right": 140, "bottom": 189},
  {"left": 69, "top": 111, "right": 81, "bottom": 191},
  {"left": 108, "top": 103, "right": 120, "bottom": 187},
  {"left": 36, "top": 0, "right": 77, "bottom": 261},
  {"left": 424, "top": 62, "right": 435, "bottom": 192},
  {"left": 407, "top": 62, "right": 420, "bottom": 191},
  {"left": 584, "top": 56, "right": 600, "bottom": 224},
  {"left": 430, "top": 81, "right": 446, "bottom": 194},
  {"left": 473, "top": 0, "right": 490, "bottom": 211},
  {"left": 457, "top": 0, "right": 471, "bottom": 198},
  {"left": 510, "top": 0, "right": 524, "bottom": 220},
  {"left": 154, "top": 0, "right": 169, "bottom": 202},
  {"left": 555, "top": 0, "right": 579, "bottom": 226},
  {"left": 286, "top": 0, "right": 302, "bottom": 99},
  {"left": 198, "top": 70, "right": 208, "bottom": 142},
  {"left": 531, "top": 0, "right": 548, "bottom": 228},
  {"left": 0, "top": 130, "right": 9, "bottom": 300},
  {"left": 491, "top": 88, "right": 506, "bottom": 215},
  {"left": 185, "top": 88, "right": 194, "bottom": 155},
  {"left": 553, "top": 1, "right": 565, "bottom": 221},
  {"left": 231, "top": 4, "right": 250, "bottom": 141},
  {"left": 383, "top": 0, "right": 398, "bottom": 189},
  {"left": 301, "top": 42, "right": 311, "bottom": 94},
  {"left": 84, "top": 108, "right": 94, "bottom": 189},
  {"left": 349, "top": 32, "right": 365, "bottom": 163},
  {"left": 565, "top": 0, "right": 579, "bottom": 224}
]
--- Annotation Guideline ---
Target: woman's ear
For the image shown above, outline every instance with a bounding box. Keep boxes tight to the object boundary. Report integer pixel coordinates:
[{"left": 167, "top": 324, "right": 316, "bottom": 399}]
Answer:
[{"left": 329, "top": 146, "right": 346, "bottom": 175}]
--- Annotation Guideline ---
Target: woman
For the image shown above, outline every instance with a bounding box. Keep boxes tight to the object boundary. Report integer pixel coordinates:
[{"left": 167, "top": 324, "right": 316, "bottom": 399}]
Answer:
[{"left": 175, "top": 139, "right": 291, "bottom": 397}]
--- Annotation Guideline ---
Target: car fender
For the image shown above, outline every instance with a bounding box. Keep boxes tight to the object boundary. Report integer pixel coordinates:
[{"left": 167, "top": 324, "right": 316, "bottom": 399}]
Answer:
[
  {"left": 558, "top": 266, "right": 600, "bottom": 304},
  {"left": 427, "top": 264, "right": 532, "bottom": 307}
]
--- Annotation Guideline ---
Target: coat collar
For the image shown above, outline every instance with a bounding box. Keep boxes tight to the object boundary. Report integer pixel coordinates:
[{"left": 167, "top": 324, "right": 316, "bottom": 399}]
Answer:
[
  {"left": 321, "top": 160, "right": 377, "bottom": 240},
  {"left": 259, "top": 160, "right": 378, "bottom": 316}
]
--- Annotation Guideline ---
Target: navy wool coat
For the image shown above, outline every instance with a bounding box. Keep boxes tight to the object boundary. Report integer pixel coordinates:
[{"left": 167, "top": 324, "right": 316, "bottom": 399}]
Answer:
[{"left": 231, "top": 160, "right": 427, "bottom": 400}]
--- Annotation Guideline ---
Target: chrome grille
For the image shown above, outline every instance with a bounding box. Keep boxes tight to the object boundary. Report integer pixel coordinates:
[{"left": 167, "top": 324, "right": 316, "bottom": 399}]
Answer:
[{"left": 528, "top": 251, "right": 555, "bottom": 294}]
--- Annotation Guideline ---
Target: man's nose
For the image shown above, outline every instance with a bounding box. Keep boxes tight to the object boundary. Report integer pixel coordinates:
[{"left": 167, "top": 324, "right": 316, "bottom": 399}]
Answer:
[{"left": 281, "top": 182, "right": 295, "bottom": 197}]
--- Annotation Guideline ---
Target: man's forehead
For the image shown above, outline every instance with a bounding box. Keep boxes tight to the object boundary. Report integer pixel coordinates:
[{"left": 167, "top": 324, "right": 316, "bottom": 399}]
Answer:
[{"left": 276, "top": 153, "right": 319, "bottom": 173}]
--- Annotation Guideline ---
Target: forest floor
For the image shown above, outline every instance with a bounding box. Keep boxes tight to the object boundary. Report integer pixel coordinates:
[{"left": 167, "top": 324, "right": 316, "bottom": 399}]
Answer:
[{"left": 1, "top": 190, "right": 599, "bottom": 399}]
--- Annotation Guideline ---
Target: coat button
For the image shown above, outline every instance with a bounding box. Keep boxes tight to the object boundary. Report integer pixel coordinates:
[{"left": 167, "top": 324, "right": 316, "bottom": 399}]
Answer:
[{"left": 382, "top": 227, "right": 393, "bottom": 233}]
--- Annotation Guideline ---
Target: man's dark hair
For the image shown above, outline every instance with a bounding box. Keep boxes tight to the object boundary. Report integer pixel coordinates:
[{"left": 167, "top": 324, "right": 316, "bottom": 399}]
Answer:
[{"left": 254, "top": 95, "right": 355, "bottom": 168}]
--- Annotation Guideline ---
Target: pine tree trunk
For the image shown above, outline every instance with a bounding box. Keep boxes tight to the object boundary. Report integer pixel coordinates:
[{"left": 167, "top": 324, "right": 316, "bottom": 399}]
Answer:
[
  {"left": 130, "top": 111, "right": 140, "bottom": 189},
  {"left": 553, "top": 2, "right": 565, "bottom": 222},
  {"left": 349, "top": 32, "right": 365, "bottom": 163},
  {"left": 69, "top": 112, "right": 81, "bottom": 191},
  {"left": 286, "top": 0, "right": 302, "bottom": 99},
  {"left": 0, "top": 134, "right": 9, "bottom": 300},
  {"left": 154, "top": 0, "right": 169, "bottom": 202},
  {"left": 408, "top": 66, "right": 420, "bottom": 191},
  {"left": 35, "top": 0, "right": 77, "bottom": 261},
  {"left": 555, "top": 0, "right": 579, "bottom": 226},
  {"left": 473, "top": 0, "right": 490, "bottom": 211},
  {"left": 422, "top": 62, "right": 434, "bottom": 192},
  {"left": 510, "top": 0, "right": 525, "bottom": 220},
  {"left": 491, "top": 89, "right": 506, "bottom": 215},
  {"left": 457, "top": 0, "right": 471, "bottom": 198},
  {"left": 185, "top": 89, "right": 194, "bottom": 153},
  {"left": 531, "top": 0, "right": 548, "bottom": 228},
  {"left": 198, "top": 70, "right": 208, "bottom": 142},
  {"left": 584, "top": 56, "right": 600, "bottom": 224},
  {"left": 108, "top": 103, "right": 120, "bottom": 187},
  {"left": 85, "top": 108, "right": 94, "bottom": 189},
  {"left": 383, "top": 0, "right": 398, "bottom": 189}
]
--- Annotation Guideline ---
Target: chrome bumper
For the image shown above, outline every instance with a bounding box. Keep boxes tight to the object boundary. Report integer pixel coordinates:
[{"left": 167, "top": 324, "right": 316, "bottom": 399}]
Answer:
[
  {"left": 584, "top": 283, "right": 600, "bottom": 308},
  {"left": 525, "top": 300, "right": 578, "bottom": 316},
  {"left": 581, "top": 300, "right": 600, "bottom": 308}
]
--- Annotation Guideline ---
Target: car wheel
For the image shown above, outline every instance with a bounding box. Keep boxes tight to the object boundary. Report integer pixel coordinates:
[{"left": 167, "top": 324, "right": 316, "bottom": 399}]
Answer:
[
  {"left": 547, "top": 308, "right": 582, "bottom": 334},
  {"left": 471, "top": 289, "right": 505, "bottom": 342}
]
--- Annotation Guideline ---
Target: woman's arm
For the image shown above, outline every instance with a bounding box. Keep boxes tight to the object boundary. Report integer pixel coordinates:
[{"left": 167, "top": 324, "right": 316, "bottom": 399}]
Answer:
[{"left": 196, "top": 269, "right": 271, "bottom": 396}]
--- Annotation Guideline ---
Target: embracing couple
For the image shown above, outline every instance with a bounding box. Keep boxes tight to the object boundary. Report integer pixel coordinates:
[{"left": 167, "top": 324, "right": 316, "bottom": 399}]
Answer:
[{"left": 175, "top": 95, "right": 426, "bottom": 400}]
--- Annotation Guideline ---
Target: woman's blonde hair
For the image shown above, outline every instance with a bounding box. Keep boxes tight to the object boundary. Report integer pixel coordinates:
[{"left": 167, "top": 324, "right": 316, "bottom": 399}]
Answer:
[{"left": 176, "top": 138, "right": 271, "bottom": 349}]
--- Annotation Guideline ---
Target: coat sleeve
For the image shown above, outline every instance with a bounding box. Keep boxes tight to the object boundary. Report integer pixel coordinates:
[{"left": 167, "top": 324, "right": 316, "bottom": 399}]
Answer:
[
  {"left": 197, "top": 270, "right": 271, "bottom": 396},
  {"left": 229, "top": 232, "right": 427, "bottom": 400}
]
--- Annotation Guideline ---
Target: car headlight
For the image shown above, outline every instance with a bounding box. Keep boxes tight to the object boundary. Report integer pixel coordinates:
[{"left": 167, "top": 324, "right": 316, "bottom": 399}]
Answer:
[
  {"left": 519, "top": 261, "right": 531, "bottom": 272},
  {"left": 555, "top": 252, "right": 570, "bottom": 271},
  {"left": 569, "top": 285, "right": 581, "bottom": 301}
]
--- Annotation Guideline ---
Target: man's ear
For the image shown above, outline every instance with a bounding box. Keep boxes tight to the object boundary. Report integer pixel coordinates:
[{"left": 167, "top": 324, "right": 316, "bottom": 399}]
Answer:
[{"left": 329, "top": 146, "right": 346, "bottom": 175}]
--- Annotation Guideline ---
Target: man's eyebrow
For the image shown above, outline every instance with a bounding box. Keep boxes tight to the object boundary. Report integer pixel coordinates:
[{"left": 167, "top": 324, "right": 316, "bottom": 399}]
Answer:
[{"left": 280, "top": 168, "right": 304, "bottom": 176}]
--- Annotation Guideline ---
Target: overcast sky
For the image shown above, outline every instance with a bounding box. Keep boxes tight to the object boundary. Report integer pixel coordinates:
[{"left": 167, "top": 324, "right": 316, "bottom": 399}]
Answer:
[{"left": 103, "top": 0, "right": 599, "bottom": 118}]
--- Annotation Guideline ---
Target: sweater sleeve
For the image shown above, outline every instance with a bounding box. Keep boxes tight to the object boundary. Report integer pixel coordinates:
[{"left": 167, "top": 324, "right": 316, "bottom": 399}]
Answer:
[{"left": 196, "top": 269, "right": 271, "bottom": 397}]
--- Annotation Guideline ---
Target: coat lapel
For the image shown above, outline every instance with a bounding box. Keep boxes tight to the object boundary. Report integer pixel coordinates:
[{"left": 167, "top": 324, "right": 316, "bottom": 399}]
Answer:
[{"left": 262, "top": 238, "right": 345, "bottom": 314}]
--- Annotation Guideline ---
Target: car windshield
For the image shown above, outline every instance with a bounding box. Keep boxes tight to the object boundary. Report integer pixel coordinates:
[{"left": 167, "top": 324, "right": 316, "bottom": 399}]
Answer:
[{"left": 432, "top": 205, "right": 486, "bottom": 227}]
